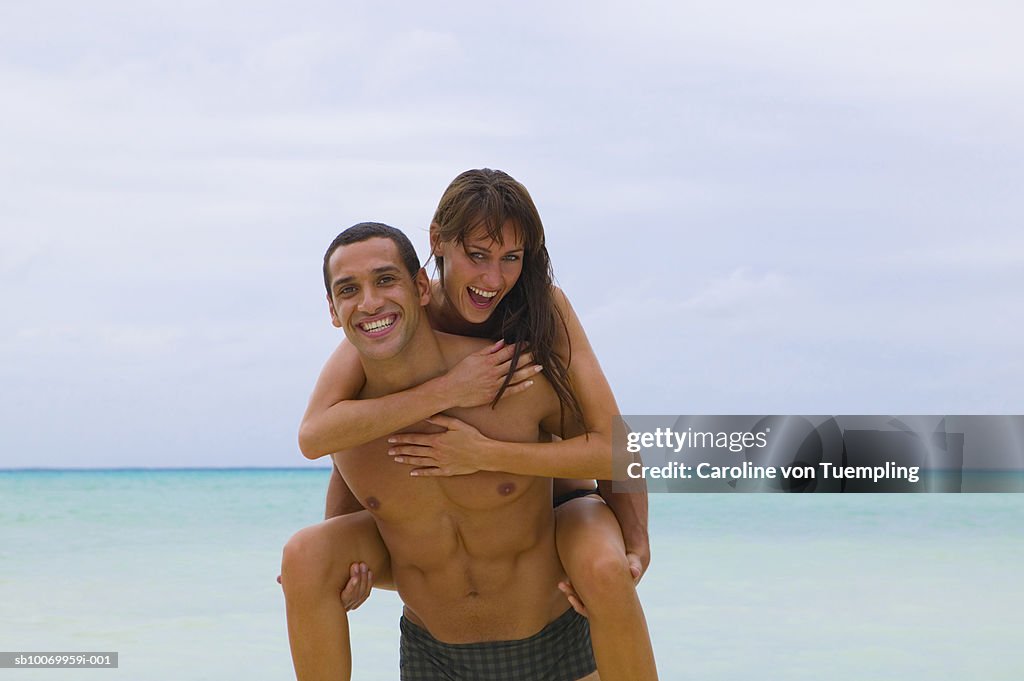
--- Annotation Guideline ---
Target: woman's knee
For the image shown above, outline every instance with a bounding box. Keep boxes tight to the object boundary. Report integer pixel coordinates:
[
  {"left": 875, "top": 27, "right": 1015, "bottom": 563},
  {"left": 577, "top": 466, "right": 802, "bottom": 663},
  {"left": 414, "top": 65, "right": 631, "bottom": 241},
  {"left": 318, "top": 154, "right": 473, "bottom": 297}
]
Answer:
[
  {"left": 281, "top": 525, "right": 338, "bottom": 594},
  {"left": 573, "top": 544, "right": 635, "bottom": 599}
]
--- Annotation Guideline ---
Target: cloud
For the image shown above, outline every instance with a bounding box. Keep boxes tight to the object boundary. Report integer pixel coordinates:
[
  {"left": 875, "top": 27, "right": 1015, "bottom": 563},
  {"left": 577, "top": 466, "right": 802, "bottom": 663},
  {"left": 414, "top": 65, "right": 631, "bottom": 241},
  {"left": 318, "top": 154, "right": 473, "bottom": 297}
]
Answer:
[{"left": 1, "top": 1, "right": 1022, "bottom": 466}]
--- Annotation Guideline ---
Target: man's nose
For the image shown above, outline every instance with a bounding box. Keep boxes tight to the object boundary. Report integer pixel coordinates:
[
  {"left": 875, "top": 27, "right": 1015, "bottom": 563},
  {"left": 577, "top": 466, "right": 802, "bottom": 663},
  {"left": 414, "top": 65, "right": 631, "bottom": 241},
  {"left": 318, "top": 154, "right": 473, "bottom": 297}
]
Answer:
[{"left": 358, "top": 288, "right": 384, "bottom": 313}]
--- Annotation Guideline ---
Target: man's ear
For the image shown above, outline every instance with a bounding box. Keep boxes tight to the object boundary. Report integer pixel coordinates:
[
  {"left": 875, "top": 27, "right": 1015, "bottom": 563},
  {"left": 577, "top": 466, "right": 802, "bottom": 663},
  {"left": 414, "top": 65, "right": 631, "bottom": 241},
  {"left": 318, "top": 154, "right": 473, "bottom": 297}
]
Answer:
[
  {"left": 429, "top": 223, "right": 442, "bottom": 258},
  {"left": 415, "top": 267, "right": 430, "bottom": 306},
  {"left": 327, "top": 293, "right": 342, "bottom": 328}
]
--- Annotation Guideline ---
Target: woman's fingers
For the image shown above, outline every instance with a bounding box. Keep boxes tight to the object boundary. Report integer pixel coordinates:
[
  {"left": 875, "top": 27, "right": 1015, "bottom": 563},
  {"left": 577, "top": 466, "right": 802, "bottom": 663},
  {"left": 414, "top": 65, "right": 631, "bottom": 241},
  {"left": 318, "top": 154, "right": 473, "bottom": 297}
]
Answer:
[
  {"left": 387, "top": 433, "right": 437, "bottom": 447},
  {"left": 488, "top": 342, "right": 518, "bottom": 365},
  {"left": 423, "top": 414, "right": 466, "bottom": 430},
  {"left": 508, "top": 364, "right": 543, "bottom": 385},
  {"left": 497, "top": 350, "right": 533, "bottom": 369},
  {"left": 391, "top": 455, "right": 437, "bottom": 467},
  {"left": 488, "top": 362, "right": 542, "bottom": 400},
  {"left": 497, "top": 379, "right": 535, "bottom": 399},
  {"left": 481, "top": 343, "right": 538, "bottom": 382}
]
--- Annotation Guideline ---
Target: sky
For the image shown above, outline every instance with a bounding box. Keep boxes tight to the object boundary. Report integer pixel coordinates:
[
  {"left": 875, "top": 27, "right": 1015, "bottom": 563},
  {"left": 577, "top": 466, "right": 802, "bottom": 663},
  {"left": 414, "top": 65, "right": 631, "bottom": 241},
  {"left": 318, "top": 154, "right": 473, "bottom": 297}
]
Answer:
[{"left": 1, "top": 1, "right": 1022, "bottom": 468}]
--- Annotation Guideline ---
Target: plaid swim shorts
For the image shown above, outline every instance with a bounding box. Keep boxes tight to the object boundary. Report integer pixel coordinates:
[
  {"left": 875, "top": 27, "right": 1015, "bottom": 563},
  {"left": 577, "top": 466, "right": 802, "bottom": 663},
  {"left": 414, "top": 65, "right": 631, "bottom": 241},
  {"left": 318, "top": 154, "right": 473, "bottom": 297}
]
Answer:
[{"left": 399, "top": 607, "right": 596, "bottom": 680}]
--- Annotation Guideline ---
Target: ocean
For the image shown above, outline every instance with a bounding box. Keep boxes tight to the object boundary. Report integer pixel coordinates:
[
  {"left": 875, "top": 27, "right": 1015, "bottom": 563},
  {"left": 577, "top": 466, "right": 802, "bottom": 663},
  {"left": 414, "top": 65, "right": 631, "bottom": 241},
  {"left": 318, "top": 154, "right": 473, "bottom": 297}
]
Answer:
[{"left": 2, "top": 469, "right": 1022, "bottom": 680}]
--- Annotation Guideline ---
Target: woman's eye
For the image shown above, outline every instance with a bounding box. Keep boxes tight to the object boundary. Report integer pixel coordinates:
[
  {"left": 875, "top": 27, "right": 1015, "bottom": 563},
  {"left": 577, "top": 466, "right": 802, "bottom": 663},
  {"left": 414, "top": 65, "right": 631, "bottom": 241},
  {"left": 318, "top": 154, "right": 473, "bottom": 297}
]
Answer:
[
  {"left": 502, "top": 254, "right": 520, "bottom": 262},
  {"left": 469, "top": 252, "right": 486, "bottom": 261}
]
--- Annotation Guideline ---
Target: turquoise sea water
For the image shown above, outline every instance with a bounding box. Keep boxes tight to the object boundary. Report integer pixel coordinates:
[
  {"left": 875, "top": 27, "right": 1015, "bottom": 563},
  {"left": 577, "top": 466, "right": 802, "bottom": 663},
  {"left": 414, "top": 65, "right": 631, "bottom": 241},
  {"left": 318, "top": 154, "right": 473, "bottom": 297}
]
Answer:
[{"left": 2, "top": 469, "right": 1023, "bottom": 680}]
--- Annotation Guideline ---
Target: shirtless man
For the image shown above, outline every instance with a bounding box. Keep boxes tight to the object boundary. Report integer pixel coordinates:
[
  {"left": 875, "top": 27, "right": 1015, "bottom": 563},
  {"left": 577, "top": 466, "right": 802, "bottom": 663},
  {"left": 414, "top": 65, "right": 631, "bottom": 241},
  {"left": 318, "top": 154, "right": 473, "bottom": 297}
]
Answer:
[{"left": 281, "top": 222, "right": 598, "bottom": 680}]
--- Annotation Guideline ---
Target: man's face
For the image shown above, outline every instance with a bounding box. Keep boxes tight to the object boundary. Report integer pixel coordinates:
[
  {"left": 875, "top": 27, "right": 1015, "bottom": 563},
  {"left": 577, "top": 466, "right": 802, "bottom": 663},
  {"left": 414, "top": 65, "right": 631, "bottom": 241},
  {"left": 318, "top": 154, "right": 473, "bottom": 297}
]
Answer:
[{"left": 326, "top": 238, "right": 429, "bottom": 361}]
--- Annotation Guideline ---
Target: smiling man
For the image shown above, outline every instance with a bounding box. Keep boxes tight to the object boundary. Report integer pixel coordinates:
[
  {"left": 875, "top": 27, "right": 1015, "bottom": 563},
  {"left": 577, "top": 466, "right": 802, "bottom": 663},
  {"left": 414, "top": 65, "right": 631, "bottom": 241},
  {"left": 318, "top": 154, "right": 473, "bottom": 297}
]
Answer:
[{"left": 281, "top": 222, "right": 598, "bottom": 681}]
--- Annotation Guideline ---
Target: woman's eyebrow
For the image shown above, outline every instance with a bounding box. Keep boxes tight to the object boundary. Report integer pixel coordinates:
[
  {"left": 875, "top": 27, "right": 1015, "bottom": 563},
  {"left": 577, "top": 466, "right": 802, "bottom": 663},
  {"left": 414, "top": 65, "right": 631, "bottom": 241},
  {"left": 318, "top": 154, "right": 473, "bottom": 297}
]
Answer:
[{"left": 465, "top": 242, "right": 524, "bottom": 253}]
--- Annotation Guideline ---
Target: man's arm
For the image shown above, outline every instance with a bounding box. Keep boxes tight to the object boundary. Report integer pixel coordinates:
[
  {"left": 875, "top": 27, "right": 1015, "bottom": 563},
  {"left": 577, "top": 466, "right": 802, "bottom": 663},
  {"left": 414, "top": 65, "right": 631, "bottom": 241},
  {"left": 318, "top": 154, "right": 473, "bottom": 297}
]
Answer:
[
  {"left": 325, "top": 461, "right": 364, "bottom": 519},
  {"left": 320, "top": 461, "right": 379, "bottom": 611},
  {"left": 597, "top": 475, "right": 650, "bottom": 580}
]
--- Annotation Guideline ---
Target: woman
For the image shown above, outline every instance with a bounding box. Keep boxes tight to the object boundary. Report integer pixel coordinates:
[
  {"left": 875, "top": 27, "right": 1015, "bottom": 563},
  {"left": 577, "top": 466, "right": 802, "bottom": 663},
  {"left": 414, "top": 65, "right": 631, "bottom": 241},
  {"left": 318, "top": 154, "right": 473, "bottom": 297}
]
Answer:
[{"left": 285, "top": 169, "right": 657, "bottom": 680}]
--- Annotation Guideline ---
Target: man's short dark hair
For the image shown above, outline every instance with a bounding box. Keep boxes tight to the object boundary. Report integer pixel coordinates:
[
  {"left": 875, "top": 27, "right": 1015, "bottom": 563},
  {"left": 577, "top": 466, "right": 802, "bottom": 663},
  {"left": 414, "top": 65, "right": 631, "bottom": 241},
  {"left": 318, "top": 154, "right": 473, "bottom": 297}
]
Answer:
[{"left": 323, "top": 222, "right": 422, "bottom": 294}]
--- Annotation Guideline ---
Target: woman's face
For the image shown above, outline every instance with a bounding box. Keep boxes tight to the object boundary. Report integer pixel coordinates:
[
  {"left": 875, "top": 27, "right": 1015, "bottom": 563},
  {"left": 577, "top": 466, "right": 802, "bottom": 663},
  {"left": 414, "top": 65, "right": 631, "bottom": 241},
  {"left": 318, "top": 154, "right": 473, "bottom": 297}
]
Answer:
[{"left": 435, "top": 220, "right": 525, "bottom": 324}]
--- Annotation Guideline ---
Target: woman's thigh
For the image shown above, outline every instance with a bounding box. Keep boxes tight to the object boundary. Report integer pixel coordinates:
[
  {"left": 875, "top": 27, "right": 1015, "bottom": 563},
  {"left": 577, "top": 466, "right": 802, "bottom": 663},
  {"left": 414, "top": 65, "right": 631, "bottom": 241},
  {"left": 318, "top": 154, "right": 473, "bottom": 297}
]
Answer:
[
  {"left": 554, "top": 495, "right": 627, "bottom": 575},
  {"left": 287, "top": 511, "right": 393, "bottom": 588}
]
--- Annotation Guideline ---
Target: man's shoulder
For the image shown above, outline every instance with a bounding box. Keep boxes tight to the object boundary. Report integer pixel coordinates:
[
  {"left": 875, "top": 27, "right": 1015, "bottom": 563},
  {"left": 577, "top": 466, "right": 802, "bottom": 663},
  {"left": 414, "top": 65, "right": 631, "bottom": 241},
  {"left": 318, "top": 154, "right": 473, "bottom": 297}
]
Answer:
[{"left": 435, "top": 331, "right": 493, "bottom": 363}]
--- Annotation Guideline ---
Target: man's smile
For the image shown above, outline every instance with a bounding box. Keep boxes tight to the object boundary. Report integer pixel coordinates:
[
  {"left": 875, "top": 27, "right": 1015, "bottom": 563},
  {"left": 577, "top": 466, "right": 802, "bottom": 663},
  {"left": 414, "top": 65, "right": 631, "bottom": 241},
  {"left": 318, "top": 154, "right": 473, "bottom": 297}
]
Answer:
[{"left": 357, "top": 313, "right": 398, "bottom": 336}]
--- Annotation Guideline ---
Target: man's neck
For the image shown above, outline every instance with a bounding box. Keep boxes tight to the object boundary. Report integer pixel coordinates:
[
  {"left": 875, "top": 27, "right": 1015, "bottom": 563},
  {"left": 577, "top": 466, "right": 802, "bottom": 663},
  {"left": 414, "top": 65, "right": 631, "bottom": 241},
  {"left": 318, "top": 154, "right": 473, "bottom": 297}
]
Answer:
[{"left": 359, "top": 320, "right": 448, "bottom": 398}]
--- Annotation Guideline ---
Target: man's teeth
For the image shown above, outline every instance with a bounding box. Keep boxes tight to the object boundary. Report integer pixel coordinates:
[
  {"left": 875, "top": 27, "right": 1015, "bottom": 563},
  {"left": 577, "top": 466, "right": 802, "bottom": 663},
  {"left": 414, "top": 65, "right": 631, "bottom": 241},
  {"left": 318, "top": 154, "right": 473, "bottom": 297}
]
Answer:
[
  {"left": 361, "top": 317, "right": 395, "bottom": 332},
  {"left": 469, "top": 286, "right": 497, "bottom": 299}
]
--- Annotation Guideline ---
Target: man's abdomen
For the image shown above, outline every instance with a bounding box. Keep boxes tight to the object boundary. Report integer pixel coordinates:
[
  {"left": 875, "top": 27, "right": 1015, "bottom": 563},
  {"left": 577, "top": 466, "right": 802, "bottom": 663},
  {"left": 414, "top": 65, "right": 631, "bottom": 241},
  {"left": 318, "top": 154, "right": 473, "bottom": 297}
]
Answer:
[{"left": 380, "top": 489, "right": 565, "bottom": 643}]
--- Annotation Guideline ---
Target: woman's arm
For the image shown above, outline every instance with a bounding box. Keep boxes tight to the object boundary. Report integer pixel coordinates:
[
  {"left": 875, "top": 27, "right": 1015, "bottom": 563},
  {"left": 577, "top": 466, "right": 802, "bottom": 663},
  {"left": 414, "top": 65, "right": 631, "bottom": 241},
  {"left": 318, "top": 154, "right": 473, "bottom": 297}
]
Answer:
[
  {"left": 387, "top": 287, "right": 651, "bottom": 574},
  {"left": 389, "top": 288, "right": 618, "bottom": 478},
  {"left": 298, "top": 338, "right": 538, "bottom": 459}
]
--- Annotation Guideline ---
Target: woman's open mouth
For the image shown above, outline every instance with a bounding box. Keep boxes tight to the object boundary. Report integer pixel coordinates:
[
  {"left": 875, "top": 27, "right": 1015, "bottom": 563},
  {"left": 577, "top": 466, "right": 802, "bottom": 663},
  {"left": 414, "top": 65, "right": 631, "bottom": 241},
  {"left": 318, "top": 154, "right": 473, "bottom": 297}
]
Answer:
[{"left": 467, "top": 286, "right": 498, "bottom": 309}]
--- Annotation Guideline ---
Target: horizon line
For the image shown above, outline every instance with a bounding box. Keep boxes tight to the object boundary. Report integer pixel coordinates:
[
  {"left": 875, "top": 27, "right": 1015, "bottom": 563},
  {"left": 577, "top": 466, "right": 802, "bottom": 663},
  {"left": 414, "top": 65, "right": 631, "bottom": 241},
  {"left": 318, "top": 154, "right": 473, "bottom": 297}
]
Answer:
[{"left": 0, "top": 466, "right": 333, "bottom": 472}]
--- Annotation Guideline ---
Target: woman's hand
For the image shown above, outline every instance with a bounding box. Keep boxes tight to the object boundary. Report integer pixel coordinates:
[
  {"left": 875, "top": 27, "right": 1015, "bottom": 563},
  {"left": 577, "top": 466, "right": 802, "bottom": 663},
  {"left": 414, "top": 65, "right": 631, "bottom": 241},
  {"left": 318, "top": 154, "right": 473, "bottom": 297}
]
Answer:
[
  {"left": 387, "top": 414, "right": 492, "bottom": 476},
  {"left": 440, "top": 340, "right": 541, "bottom": 409}
]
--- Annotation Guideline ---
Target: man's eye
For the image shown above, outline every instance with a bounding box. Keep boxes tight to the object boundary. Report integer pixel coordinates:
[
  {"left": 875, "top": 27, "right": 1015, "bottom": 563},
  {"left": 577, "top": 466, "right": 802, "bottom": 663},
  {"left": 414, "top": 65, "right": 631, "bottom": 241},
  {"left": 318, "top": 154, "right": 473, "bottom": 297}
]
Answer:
[
  {"left": 339, "top": 286, "right": 357, "bottom": 296},
  {"left": 378, "top": 276, "right": 396, "bottom": 285}
]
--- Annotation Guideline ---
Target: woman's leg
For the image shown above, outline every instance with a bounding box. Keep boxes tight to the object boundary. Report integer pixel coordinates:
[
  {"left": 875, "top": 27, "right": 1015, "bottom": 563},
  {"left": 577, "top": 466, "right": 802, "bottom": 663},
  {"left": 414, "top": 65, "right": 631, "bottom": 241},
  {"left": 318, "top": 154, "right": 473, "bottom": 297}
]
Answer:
[
  {"left": 556, "top": 496, "right": 658, "bottom": 681},
  {"left": 281, "top": 511, "right": 392, "bottom": 681}
]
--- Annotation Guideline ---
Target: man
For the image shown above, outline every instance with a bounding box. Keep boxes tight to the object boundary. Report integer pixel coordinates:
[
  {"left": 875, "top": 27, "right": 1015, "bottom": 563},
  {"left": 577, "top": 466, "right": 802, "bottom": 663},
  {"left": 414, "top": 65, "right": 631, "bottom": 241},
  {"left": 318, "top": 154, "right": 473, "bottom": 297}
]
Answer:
[{"left": 281, "top": 223, "right": 598, "bottom": 680}]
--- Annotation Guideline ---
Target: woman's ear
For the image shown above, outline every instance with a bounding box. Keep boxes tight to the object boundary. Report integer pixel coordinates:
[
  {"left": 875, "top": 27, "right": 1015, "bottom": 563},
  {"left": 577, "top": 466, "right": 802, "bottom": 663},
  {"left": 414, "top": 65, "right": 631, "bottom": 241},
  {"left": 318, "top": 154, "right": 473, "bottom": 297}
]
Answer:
[{"left": 429, "top": 223, "right": 442, "bottom": 257}]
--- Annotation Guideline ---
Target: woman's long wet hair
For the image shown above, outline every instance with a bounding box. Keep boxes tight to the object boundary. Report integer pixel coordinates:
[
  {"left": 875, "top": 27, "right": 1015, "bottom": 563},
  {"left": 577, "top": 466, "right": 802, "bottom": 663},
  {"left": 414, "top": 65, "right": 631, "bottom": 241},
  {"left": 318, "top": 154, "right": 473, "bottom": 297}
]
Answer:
[{"left": 431, "top": 168, "right": 586, "bottom": 436}]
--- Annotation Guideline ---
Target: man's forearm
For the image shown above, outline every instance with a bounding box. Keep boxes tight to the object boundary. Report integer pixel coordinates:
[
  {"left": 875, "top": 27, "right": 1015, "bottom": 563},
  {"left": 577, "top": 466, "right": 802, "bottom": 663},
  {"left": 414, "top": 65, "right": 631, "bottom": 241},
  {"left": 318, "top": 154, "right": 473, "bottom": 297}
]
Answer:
[{"left": 597, "top": 475, "right": 650, "bottom": 570}]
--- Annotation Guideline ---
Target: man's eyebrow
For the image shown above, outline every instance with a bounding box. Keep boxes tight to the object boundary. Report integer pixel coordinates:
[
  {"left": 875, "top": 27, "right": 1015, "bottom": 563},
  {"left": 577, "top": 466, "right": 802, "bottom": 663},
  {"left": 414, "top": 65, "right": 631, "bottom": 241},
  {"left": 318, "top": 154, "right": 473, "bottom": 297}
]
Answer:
[
  {"left": 332, "top": 266, "right": 401, "bottom": 290},
  {"left": 332, "top": 275, "right": 355, "bottom": 288}
]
